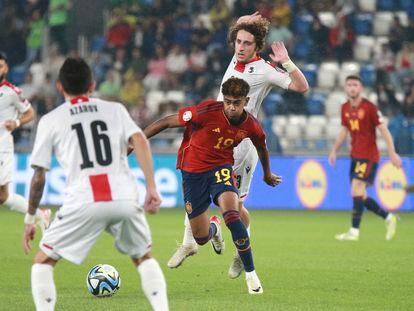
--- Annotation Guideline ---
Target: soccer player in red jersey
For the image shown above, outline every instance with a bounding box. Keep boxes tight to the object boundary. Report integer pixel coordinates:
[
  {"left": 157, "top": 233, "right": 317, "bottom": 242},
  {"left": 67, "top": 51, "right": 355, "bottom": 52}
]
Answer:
[
  {"left": 144, "top": 77, "right": 281, "bottom": 294},
  {"left": 329, "top": 75, "right": 402, "bottom": 241}
]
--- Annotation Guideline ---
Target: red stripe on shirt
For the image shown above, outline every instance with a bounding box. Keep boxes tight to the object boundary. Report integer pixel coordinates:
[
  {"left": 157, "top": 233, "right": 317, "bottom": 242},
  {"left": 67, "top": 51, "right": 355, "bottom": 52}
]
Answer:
[{"left": 89, "top": 174, "right": 113, "bottom": 202}]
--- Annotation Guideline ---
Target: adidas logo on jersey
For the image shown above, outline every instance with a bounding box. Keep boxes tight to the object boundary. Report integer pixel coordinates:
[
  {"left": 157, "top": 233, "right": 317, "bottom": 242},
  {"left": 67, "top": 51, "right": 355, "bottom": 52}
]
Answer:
[{"left": 212, "top": 128, "right": 220, "bottom": 133}]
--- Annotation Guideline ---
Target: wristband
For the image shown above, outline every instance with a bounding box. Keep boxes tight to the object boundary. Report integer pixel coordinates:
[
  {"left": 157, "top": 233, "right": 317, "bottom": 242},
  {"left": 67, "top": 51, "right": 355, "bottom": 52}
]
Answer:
[
  {"left": 24, "top": 213, "right": 36, "bottom": 225},
  {"left": 15, "top": 119, "right": 21, "bottom": 128},
  {"left": 281, "top": 59, "right": 298, "bottom": 73}
]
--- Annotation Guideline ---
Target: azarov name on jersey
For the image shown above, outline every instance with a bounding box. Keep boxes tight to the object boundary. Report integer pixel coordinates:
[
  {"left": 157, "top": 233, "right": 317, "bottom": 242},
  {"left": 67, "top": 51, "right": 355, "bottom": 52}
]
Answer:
[{"left": 70, "top": 104, "right": 98, "bottom": 115}]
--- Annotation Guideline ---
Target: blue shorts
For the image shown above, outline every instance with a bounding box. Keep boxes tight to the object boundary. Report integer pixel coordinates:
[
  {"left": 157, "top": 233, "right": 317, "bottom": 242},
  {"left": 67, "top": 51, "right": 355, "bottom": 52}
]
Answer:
[
  {"left": 350, "top": 158, "right": 378, "bottom": 185},
  {"left": 181, "top": 164, "right": 238, "bottom": 219}
]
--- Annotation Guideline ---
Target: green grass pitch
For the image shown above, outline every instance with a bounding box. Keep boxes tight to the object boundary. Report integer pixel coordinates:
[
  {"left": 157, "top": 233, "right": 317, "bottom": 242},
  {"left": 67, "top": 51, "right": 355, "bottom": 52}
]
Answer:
[{"left": 1, "top": 207, "right": 414, "bottom": 310}]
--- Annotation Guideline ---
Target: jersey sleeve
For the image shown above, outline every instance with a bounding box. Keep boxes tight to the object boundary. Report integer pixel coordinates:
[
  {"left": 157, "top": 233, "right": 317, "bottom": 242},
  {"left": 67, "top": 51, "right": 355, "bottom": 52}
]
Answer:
[
  {"left": 178, "top": 105, "right": 198, "bottom": 126},
  {"left": 249, "top": 118, "right": 267, "bottom": 149},
  {"left": 341, "top": 105, "right": 347, "bottom": 127},
  {"left": 30, "top": 116, "right": 53, "bottom": 170},
  {"left": 370, "top": 103, "right": 383, "bottom": 127},
  {"left": 11, "top": 87, "right": 31, "bottom": 114},
  {"left": 118, "top": 104, "right": 142, "bottom": 143},
  {"left": 266, "top": 65, "right": 291, "bottom": 90}
]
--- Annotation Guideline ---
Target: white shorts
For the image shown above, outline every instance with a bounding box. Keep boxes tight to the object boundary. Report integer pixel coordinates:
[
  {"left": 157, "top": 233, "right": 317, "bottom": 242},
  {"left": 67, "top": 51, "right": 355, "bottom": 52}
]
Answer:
[
  {"left": 233, "top": 139, "right": 259, "bottom": 202},
  {"left": 0, "top": 152, "right": 12, "bottom": 186},
  {"left": 40, "top": 200, "right": 152, "bottom": 265}
]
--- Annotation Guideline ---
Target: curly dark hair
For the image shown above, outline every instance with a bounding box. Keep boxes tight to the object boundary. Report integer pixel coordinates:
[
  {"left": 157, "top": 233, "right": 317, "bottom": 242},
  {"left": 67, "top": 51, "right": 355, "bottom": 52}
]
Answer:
[
  {"left": 221, "top": 77, "right": 250, "bottom": 97},
  {"left": 228, "top": 18, "right": 270, "bottom": 52}
]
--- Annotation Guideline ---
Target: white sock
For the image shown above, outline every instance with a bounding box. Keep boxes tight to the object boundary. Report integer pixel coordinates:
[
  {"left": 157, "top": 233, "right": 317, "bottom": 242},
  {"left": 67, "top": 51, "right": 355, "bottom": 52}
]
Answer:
[
  {"left": 137, "top": 258, "right": 169, "bottom": 311},
  {"left": 31, "top": 264, "right": 56, "bottom": 311},
  {"left": 182, "top": 214, "right": 196, "bottom": 246},
  {"left": 350, "top": 228, "right": 360, "bottom": 235},
  {"left": 386, "top": 213, "right": 394, "bottom": 221},
  {"left": 5, "top": 193, "right": 43, "bottom": 220}
]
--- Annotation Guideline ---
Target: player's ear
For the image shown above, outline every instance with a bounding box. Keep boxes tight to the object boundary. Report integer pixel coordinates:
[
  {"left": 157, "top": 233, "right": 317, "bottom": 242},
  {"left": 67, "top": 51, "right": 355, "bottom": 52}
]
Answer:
[
  {"left": 245, "top": 97, "right": 250, "bottom": 106},
  {"left": 89, "top": 80, "right": 96, "bottom": 94},
  {"left": 56, "top": 81, "right": 64, "bottom": 95}
]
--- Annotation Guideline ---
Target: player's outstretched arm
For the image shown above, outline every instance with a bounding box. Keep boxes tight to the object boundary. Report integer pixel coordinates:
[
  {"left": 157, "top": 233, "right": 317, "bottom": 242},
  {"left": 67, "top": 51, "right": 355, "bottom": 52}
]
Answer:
[
  {"left": 130, "top": 132, "right": 161, "bottom": 214},
  {"left": 377, "top": 123, "right": 402, "bottom": 168},
  {"left": 143, "top": 114, "right": 182, "bottom": 139},
  {"left": 269, "top": 42, "right": 309, "bottom": 93},
  {"left": 328, "top": 126, "right": 348, "bottom": 166},
  {"left": 256, "top": 145, "right": 282, "bottom": 187},
  {"left": 23, "top": 166, "right": 46, "bottom": 254}
]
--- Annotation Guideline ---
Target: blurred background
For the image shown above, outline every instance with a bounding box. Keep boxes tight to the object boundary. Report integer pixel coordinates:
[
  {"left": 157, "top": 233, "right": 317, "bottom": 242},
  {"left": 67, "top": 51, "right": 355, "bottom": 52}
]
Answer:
[{"left": 1, "top": 0, "right": 414, "bottom": 156}]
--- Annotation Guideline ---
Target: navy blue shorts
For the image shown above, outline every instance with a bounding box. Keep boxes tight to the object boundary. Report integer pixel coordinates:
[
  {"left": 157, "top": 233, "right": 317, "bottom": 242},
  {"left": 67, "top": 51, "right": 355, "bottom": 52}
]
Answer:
[
  {"left": 350, "top": 158, "right": 378, "bottom": 185},
  {"left": 181, "top": 164, "right": 238, "bottom": 219}
]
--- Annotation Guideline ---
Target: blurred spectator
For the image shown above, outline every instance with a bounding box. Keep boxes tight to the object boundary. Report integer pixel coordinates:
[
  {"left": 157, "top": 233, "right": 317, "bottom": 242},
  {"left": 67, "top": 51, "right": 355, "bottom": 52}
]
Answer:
[
  {"left": 374, "top": 43, "right": 395, "bottom": 85},
  {"left": 125, "top": 47, "right": 148, "bottom": 77},
  {"left": 402, "top": 82, "right": 414, "bottom": 118},
  {"left": 106, "top": 7, "right": 134, "bottom": 49},
  {"left": 209, "top": 0, "right": 231, "bottom": 24},
  {"left": 207, "top": 20, "right": 228, "bottom": 53},
  {"left": 191, "top": 18, "right": 211, "bottom": 47},
  {"left": 283, "top": 90, "right": 307, "bottom": 114},
  {"left": 18, "top": 72, "right": 38, "bottom": 101},
  {"left": 48, "top": 0, "right": 71, "bottom": 54},
  {"left": 185, "top": 45, "right": 208, "bottom": 87},
  {"left": 233, "top": 0, "right": 256, "bottom": 18},
  {"left": 98, "top": 69, "right": 121, "bottom": 101},
  {"left": 129, "top": 97, "right": 154, "bottom": 128},
  {"left": 392, "top": 42, "right": 414, "bottom": 92},
  {"left": 43, "top": 44, "right": 65, "bottom": 83},
  {"left": 23, "top": 10, "right": 45, "bottom": 70},
  {"left": 37, "top": 94, "right": 57, "bottom": 117},
  {"left": 143, "top": 45, "right": 168, "bottom": 90},
  {"left": 375, "top": 81, "right": 401, "bottom": 116},
  {"left": 166, "top": 44, "right": 189, "bottom": 79},
  {"left": 389, "top": 15, "right": 405, "bottom": 54},
  {"left": 271, "top": 0, "right": 292, "bottom": 27},
  {"left": 256, "top": 0, "right": 273, "bottom": 20},
  {"left": 119, "top": 71, "right": 144, "bottom": 106},
  {"left": 404, "top": 19, "right": 414, "bottom": 43},
  {"left": 266, "top": 17, "right": 293, "bottom": 50},
  {"left": 113, "top": 47, "right": 127, "bottom": 73},
  {"left": 3, "top": 17, "right": 26, "bottom": 67},
  {"left": 173, "top": 7, "right": 192, "bottom": 46},
  {"left": 310, "top": 17, "right": 330, "bottom": 62},
  {"left": 329, "top": 15, "right": 355, "bottom": 63}
]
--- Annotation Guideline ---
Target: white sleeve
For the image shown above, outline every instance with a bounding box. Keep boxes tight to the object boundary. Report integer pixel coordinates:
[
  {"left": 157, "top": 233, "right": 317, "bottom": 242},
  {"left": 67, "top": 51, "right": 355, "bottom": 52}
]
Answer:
[
  {"left": 267, "top": 67, "right": 291, "bottom": 90},
  {"left": 118, "top": 104, "right": 142, "bottom": 144},
  {"left": 11, "top": 90, "right": 31, "bottom": 114},
  {"left": 30, "top": 117, "right": 53, "bottom": 170}
]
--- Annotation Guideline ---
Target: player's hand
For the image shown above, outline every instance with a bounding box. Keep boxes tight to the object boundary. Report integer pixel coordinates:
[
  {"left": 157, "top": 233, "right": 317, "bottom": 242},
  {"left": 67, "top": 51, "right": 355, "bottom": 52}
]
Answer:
[
  {"left": 4, "top": 119, "right": 18, "bottom": 132},
  {"left": 328, "top": 151, "right": 336, "bottom": 166},
  {"left": 144, "top": 187, "right": 161, "bottom": 214},
  {"left": 237, "top": 11, "right": 262, "bottom": 24},
  {"left": 23, "top": 224, "right": 36, "bottom": 255},
  {"left": 389, "top": 152, "right": 402, "bottom": 168},
  {"left": 263, "top": 173, "right": 282, "bottom": 187},
  {"left": 269, "top": 42, "right": 290, "bottom": 64}
]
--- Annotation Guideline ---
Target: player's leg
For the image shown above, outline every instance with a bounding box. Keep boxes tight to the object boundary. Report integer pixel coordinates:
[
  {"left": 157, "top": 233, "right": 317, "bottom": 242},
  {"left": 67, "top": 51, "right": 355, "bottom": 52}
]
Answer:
[
  {"left": 31, "top": 251, "right": 58, "bottom": 311},
  {"left": 131, "top": 253, "right": 168, "bottom": 311},
  {"left": 111, "top": 200, "right": 168, "bottom": 311},
  {"left": 229, "top": 142, "right": 258, "bottom": 278},
  {"left": 218, "top": 191, "right": 263, "bottom": 294},
  {"left": 336, "top": 178, "right": 366, "bottom": 241}
]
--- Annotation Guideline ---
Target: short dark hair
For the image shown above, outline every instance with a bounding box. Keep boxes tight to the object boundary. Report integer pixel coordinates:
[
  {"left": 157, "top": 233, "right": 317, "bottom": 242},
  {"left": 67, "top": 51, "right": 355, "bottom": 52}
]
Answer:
[
  {"left": 0, "top": 51, "right": 8, "bottom": 64},
  {"left": 228, "top": 18, "right": 270, "bottom": 52},
  {"left": 58, "top": 57, "right": 93, "bottom": 95},
  {"left": 221, "top": 77, "right": 250, "bottom": 97},
  {"left": 345, "top": 75, "right": 362, "bottom": 83}
]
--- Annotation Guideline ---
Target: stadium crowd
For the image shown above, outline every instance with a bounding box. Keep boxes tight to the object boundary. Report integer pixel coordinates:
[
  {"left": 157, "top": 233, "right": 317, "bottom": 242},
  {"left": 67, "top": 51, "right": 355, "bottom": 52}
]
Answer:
[{"left": 1, "top": 0, "right": 414, "bottom": 154}]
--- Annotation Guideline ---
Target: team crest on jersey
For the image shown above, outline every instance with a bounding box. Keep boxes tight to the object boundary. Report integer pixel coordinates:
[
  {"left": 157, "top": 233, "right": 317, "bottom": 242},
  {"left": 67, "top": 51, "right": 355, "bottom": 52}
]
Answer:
[
  {"left": 357, "top": 109, "right": 365, "bottom": 119},
  {"left": 185, "top": 201, "right": 193, "bottom": 214},
  {"left": 183, "top": 111, "right": 192, "bottom": 122},
  {"left": 248, "top": 66, "right": 254, "bottom": 73},
  {"left": 235, "top": 130, "right": 248, "bottom": 142}
]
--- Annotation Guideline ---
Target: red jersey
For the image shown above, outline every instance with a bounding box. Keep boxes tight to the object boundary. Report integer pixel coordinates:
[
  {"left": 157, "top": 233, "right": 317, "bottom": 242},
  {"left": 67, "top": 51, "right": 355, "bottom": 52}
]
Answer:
[
  {"left": 177, "top": 100, "right": 266, "bottom": 173},
  {"left": 341, "top": 98, "right": 383, "bottom": 162}
]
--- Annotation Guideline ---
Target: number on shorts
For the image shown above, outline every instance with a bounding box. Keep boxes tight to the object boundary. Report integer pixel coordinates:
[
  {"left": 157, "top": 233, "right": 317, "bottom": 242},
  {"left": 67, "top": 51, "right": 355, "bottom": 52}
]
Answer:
[
  {"left": 354, "top": 161, "right": 367, "bottom": 178},
  {"left": 215, "top": 168, "right": 231, "bottom": 183}
]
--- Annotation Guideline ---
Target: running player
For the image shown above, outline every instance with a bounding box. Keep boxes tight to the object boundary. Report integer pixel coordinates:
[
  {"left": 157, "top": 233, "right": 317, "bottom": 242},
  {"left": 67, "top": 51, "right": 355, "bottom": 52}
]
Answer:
[
  {"left": 168, "top": 13, "right": 308, "bottom": 279},
  {"left": 329, "top": 75, "right": 402, "bottom": 241}
]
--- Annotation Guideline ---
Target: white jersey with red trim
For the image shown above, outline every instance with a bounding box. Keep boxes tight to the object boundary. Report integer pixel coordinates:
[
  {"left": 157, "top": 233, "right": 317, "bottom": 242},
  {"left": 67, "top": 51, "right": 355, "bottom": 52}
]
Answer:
[
  {"left": 30, "top": 97, "right": 141, "bottom": 206},
  {"left": 217, "top": 55, "right": 291, "bottom": 117},
  {"left": 0, "top": 81, "right": 31, "bottom": 152}
]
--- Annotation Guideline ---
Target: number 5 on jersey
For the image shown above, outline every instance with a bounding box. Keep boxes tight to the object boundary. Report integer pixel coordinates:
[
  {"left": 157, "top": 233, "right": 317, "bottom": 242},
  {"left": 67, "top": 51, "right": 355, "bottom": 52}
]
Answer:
[{"left": 72, "top": 121, "right": 113, "bottom": 169}]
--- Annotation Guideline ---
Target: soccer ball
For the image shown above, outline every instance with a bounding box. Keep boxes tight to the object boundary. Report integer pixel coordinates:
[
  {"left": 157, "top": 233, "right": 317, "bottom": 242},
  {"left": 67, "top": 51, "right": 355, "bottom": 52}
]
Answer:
[{"left": 86, "top": 264, "right": 121, "bottom": 297}]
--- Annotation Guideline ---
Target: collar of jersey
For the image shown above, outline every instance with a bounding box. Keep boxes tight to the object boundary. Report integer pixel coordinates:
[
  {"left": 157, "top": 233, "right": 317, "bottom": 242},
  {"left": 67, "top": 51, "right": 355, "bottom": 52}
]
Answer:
[
  {"left": 70, "top": 96, "right": 89, "bottom": 105},
  {"left": 234, "top": 54, "right": 261, "bottom": 73},
  {"left": 0, "top": 80, "right": 11, "bottom": 87}
]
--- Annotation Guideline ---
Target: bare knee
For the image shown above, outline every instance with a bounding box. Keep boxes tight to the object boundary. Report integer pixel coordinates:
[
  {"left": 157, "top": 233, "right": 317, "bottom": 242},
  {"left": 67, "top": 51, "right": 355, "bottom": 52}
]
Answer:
[
  {"left": 33, "top": 251, "right": 58, "bottom": 267},
  {"left": 0, "top": 186, "right": 9, "bottom": 204},
  {"left": 131, "top": 252, "right": 153, "bottom": 267}
]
